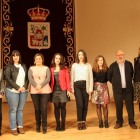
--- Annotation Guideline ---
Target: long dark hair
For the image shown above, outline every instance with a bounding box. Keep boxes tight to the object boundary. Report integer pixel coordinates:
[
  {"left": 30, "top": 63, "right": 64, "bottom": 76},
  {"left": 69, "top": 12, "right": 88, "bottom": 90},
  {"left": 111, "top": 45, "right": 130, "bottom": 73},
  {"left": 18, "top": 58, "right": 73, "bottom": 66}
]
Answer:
[
  {"left": 10, "top": 50, "right": 22, "bottom": 64},
  {"left": 76, "top": 49, "right": 87, "bottom": 63},
  {"left": 51, "top": 53, "right": 66, "bottom": 69}
]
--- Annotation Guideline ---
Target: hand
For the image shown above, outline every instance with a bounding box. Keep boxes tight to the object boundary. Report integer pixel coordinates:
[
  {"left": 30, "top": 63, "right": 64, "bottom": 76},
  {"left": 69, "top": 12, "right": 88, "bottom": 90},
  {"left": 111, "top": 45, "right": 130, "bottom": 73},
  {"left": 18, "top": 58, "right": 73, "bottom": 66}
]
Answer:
[
  {"left": 18, "top": 88, "right": 23, "bottom": 92},
  {"left": 0, "top": 95, "right": 3, "bottom": 98},
  {"left": 36, "top": 85, "right": 42, "bottom": 90},
  {"left": 21, "top": 87, "right": 26, "bottom": 92},
  {"left": 88, "top": 92, "right": 92, "bottom": 95},
  {"left": 38, "top": 88, "right": 42, "bottom": 94},
  {"left": 67, "top": 91, "right": 71, "bottom": 97},
  {"left": 71, "top": 92, "right": 74, "bottom": 94}
]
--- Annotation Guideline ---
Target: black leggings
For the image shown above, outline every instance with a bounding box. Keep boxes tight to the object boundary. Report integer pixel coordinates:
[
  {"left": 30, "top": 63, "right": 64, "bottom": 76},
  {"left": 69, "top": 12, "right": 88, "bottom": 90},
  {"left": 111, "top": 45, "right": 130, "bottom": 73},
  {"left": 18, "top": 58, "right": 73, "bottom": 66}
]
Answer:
[
  {"left": 31, "top": 94, "right": 50, "bottom": 127},
  {"left": 0, "top": 98, "right": 2, "bottom": 130},
  {"left": 54, "top": 102, "right": 66, "bottom": 123}
]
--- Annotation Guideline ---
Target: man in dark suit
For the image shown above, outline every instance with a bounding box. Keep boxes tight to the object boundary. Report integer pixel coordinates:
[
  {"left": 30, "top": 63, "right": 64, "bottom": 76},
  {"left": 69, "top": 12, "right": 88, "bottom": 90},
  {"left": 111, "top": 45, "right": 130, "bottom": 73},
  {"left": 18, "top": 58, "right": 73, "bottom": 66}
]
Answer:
[{"left": 108, "top": 50, "right": 137, "bottom": 129}]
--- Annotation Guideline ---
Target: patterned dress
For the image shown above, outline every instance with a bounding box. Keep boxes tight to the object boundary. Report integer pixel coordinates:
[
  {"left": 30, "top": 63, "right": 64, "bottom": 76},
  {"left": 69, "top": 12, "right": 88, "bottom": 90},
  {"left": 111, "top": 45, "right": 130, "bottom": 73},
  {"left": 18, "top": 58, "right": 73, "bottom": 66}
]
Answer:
[
  {"left": 134, "top": 57, "right": 140, "bottom": 103},
  {"left": 91, "top": 70, "right": 110, "bottom": 104}
]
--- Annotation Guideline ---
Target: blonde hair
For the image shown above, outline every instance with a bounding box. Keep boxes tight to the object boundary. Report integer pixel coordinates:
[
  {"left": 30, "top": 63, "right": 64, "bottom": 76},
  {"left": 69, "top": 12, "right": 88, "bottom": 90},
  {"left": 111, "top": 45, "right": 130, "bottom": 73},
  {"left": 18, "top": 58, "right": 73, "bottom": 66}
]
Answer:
[{"left": 93, "top": 55, "right": 108, "bottom": 73}]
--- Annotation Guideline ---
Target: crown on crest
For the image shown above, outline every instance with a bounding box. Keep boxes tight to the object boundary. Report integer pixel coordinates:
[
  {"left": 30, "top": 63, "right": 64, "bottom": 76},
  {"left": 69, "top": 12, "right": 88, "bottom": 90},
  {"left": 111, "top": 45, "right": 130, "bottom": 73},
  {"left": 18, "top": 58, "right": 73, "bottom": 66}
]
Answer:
[{"left": 27, "top": 5, "right": 50, "bottom": 21}]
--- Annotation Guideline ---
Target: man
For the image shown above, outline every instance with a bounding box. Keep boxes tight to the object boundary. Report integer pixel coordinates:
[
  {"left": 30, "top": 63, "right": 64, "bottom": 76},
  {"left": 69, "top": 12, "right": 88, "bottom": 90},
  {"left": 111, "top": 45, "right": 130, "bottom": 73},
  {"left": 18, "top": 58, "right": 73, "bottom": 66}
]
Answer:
[{"left": 108, "top": 50, "right": 137, "bottom": 129}]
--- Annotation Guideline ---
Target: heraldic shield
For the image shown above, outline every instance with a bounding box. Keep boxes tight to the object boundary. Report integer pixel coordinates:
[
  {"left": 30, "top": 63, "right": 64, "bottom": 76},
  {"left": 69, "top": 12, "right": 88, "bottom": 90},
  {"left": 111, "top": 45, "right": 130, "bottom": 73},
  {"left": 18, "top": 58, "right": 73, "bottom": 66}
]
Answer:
[{"left": 28, "top": 22, "right": 51, "bottom": 50}]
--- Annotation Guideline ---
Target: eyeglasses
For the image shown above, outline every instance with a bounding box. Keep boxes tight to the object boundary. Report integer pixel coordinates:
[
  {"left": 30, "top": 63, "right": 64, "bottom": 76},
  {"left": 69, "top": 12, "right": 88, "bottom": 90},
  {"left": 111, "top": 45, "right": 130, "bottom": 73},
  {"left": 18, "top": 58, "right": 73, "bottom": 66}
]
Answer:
[{"left": 116, "top": 54, "right": 124, "bottom": 57}]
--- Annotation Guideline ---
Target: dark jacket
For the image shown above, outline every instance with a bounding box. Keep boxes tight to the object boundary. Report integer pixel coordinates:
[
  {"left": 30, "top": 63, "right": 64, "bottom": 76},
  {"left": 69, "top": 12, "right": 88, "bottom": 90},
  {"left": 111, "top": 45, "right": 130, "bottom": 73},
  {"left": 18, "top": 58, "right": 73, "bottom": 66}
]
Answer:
[
  {"left": 134, "top": 57, "right": 140, "bottom": 82},
  {"left": 107, "top": 60, "right": 133, "bottom": 94},
  {"left": 5, "top": 63, "right": 29, "bottom": 90},
  {"left": 0, "top": 69, "right": 5, "bottom": 94}
]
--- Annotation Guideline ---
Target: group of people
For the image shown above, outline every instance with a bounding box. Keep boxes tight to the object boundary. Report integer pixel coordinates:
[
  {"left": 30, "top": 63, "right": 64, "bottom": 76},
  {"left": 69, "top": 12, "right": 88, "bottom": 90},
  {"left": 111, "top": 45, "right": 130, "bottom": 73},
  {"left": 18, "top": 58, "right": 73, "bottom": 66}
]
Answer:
[{"left": 0, "top": 48, "right": 140, "bottom": 136}]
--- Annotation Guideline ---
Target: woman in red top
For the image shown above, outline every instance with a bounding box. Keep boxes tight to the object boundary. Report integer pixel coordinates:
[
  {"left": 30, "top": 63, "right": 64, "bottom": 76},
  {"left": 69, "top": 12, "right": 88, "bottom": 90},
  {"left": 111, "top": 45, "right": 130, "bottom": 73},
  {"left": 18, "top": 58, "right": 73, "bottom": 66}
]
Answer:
[{"left": 50, "top": 53, "right": 71, "bottom": 131}]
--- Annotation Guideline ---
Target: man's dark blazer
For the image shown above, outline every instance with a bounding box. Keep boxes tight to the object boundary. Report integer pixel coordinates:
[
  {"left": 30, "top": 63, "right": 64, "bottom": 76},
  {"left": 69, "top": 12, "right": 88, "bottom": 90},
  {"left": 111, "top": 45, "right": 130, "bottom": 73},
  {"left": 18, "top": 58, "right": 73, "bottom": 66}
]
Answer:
[{"left": 107, "top": 60, "right": 133, "bottom": 94}]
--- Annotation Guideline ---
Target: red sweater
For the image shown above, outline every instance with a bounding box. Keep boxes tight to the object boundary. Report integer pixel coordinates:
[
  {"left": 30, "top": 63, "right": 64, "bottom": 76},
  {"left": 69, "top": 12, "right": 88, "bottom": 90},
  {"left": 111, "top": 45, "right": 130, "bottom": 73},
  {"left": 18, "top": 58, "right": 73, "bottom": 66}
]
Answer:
[{"left": 50, "top": 67, "right": 71, "bottom": 92}]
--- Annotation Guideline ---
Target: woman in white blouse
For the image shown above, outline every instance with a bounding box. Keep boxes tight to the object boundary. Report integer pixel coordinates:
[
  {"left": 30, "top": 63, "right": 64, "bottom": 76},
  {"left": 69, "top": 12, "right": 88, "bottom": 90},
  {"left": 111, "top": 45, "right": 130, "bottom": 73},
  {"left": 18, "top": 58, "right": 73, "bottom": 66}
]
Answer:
[
  {"left": 71, "top": 49, "right": 93, "bottom": 130},
  {"left": 5, "top": 50, "right": 28, "bottom": 135}
]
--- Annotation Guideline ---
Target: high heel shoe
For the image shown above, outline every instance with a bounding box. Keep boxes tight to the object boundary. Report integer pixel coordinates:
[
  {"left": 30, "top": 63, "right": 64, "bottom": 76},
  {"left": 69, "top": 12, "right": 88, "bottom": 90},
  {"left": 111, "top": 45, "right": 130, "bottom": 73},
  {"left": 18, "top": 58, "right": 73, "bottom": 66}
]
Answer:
[
  {"left": 105, "top": 120, "right": 109, "bottom": 128},
  {"left": 61, "top": 122, "right": 65, "bottom": 131},
  {"left": 99, "top": 120, "right": 103, "bottom": 128},
  {"left": 56, "top": 121, "right": 61, "bottom": 131}
]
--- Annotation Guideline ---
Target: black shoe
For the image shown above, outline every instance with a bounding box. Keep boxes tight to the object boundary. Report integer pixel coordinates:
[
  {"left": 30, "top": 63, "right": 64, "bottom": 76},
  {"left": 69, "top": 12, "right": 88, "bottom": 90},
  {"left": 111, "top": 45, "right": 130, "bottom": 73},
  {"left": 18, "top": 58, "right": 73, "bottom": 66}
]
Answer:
[
  {"left": 43, "top": 127, "right": 47, "bottom": 134},
  {"left": 56, "top": 121, "right": 61, "bottom": 131},
  {"left": 0, "top": 129, "right": 1, "bottom": 136},
  {"left": 36, "top": 125, "right": 40, "bottom": 132},
  {"left": 105, "top": 120, "right": 109, "bottom": 128},
  {"left": 61, "top": 122, "right": 65, "bottom": 131},
  {"left": 99, "top": 120, "right": 103, "bottom": 128}
]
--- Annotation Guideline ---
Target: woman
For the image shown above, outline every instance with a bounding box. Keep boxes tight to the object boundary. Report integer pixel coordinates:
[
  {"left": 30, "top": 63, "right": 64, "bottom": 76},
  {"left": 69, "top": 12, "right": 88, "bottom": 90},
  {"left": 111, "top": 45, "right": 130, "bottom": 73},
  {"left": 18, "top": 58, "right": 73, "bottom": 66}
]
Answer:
[
  {"left": 50, "top": 53, "right": 71, "bottom": 131},
  {"left": 28, "top": 53, "right": 51, "bottom": 134},
  {"left": 5, "top": 50, "right": 28, "bottom": 135},
  {"left": 92, "top": 55, "right": 110, "bottom": 128},
  {"left": 0, "top": 69, "right": 5, "bottom": 136},
  {"left": 71, "top": 49, "right": 93, "bottom": 130},
  {"left": 134, "top": 47, "right": 140, "bottom": 117}
]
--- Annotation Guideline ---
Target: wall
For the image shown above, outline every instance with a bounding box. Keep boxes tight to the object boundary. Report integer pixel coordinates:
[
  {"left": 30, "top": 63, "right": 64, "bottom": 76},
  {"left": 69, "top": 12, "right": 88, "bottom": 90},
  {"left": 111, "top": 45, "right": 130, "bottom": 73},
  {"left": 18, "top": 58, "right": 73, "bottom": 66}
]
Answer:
[{"left": 74, "top": 0, "right": 140, "bottom": 101}]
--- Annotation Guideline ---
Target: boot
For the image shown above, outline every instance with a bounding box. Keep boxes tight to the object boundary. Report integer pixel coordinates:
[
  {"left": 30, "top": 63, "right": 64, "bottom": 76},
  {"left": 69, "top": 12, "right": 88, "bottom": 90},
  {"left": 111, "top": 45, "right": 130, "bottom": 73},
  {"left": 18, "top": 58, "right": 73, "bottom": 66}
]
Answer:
[
  {"left": 61, "top": 122, "right": 65, "bottom": 131},
  {"left": 99, "top": 120, "right": 103, "bottom": 128},
  {"left": 0, "top": 129, "right": 1, "bottom": 136},
  {"left": 43, "top": 127, "right": 47, "bottom": 134},
  {"left": 105, "top": 120, "right": 109, "bottom": 128},
  {"left": 56, "top": 121, "right": 61, "bottom": 131},
  {"left": 36, "top": 125, "right": 40, "bottom": 132}
]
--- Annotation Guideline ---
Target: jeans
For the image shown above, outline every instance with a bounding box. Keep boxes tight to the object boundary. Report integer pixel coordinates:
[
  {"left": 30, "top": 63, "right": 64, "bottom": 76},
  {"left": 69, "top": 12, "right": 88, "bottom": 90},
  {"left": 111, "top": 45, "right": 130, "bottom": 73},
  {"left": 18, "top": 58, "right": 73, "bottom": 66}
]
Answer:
[
  {"left": 31, "top": 94, "right": 50, "bottom": 127},
  {"left": 74, "top": 81, "right": 89, "bottom": 121},
  {"left": 0, "top": 98, "right": 2, "bottom": 130},
  {"left": 6, "top": 88, "right": 28, "bottom": 130}
]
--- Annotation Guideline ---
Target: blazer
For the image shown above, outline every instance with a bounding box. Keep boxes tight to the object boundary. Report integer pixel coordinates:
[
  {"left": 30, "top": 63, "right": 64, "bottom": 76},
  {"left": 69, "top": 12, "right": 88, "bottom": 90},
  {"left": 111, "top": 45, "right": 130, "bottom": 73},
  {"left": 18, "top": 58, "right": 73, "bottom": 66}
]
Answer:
[
  {"left": 133, "top": 57, "right": 140, "bottom": 82},
  {"left": 107, "top": 60, "right": 133, "bottom": 94},
  {"left": 50, "top": 67, "right": 71, "bottom": 92},
  {"left": 0, "top": 69, "right": 5, "bottom": 95},
  {"left": 5, "top": 63, "right": 29, "bottom": 90}
]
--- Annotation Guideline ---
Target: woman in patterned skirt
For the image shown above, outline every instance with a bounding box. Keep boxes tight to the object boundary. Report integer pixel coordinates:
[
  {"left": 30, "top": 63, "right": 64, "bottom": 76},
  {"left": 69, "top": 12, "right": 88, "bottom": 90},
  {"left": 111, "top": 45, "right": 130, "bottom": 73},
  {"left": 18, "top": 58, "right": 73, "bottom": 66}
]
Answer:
[
  {"left": 134, "top": 47, "right": 140, "bottom": 114},
  {"left": 91, "top": 55, "right": 110, "bottom": 128}
]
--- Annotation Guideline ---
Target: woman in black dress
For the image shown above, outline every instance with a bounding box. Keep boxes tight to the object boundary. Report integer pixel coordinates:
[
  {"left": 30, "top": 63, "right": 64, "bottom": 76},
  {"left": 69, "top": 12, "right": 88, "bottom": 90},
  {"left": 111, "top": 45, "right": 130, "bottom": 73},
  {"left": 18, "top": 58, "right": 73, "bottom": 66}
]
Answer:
[
  {"left": 50, "top": 53, "right": 71, "bottom": 131},
  {"left": 91, "top": 55, "right": 110, "bottom": 128},
  {"left": 134, "top": 47, "right": 140, "bottom": 116}
]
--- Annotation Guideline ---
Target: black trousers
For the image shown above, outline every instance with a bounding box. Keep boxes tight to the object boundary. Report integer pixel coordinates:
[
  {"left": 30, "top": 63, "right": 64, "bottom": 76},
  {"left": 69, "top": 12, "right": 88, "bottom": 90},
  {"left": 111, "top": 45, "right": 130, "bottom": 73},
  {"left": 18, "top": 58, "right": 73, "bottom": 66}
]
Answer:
[
  {"left": 31, "top": 94, "right": 50, "bottom": 127},
  {"left": 114, "top": 88, "right": 135, "bottom": 125},
  {"left": 74, "top": 81, "right": 89, "bottom": 121},
  {"left": 0, "top": 98, "right": 2, "bottom": 130}
]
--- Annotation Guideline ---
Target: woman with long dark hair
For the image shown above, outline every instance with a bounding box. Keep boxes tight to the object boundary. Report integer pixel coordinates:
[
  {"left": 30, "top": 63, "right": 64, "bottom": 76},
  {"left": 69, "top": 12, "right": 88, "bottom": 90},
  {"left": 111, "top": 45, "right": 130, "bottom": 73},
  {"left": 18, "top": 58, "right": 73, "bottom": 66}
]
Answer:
[
  {"left": 5, "top": 50, "right": 28, "bottom": 135},
  {"left": 50, "top": 53, "right": 71, "bottom": 131},
  {"left": 71, "top": 49, "right": 93, "bottom": 130},
  {"left": 92, "top": 55, "right": 110, "bottom": 128},
  {"left": 28, "top": 53, "right": 51, "bottom": 134},
  {"left": 134, "top": 47, "right": 140, "bottom": 122},
  {"left": 0, "top": 69, "right": 4, "bottom": 136}
]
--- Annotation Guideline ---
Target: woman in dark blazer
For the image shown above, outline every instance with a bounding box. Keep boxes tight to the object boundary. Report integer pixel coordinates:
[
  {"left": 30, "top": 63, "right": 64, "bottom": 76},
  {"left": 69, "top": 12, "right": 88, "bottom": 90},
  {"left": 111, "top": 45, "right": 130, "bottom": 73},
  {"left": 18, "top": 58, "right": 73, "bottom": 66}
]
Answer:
[
  {"left": 50, "top": 53, "right": 71, "bottom": 131},
  {"left": 5, "top": 50, "right": 28, "bottom": 135},
  {"left": 0, "top": 69, "right": 5, "bottom": 136}
]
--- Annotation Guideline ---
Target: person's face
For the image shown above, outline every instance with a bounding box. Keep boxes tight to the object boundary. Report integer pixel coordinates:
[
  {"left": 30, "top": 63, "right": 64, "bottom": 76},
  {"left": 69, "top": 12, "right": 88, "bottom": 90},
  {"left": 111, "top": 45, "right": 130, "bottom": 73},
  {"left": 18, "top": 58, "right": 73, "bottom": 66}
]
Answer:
[
  {"left": 116, "top": 51, "right": 125, "bottom": 63},
  {"left": 13, "top": 53, "right": 19, "bottom": 64},
  {"left": 78, "top": 51, "right": 84, "bottom": 62},
  {"left": 55, "top": 55, "right": 61, "bottom": 65},
  {"left": 35, "top": 56, "right": 43, "bottom": 65},
  {"left": 97, "top": 57, "right": 103, "bottom": 66}
]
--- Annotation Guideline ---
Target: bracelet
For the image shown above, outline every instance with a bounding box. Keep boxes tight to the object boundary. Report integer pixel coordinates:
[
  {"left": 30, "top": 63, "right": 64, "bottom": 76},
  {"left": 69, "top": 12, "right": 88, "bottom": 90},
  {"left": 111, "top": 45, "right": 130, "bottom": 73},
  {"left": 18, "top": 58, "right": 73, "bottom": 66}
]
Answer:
[{"left": 0, "top": 92, "right": 4, "bottom": 96}]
